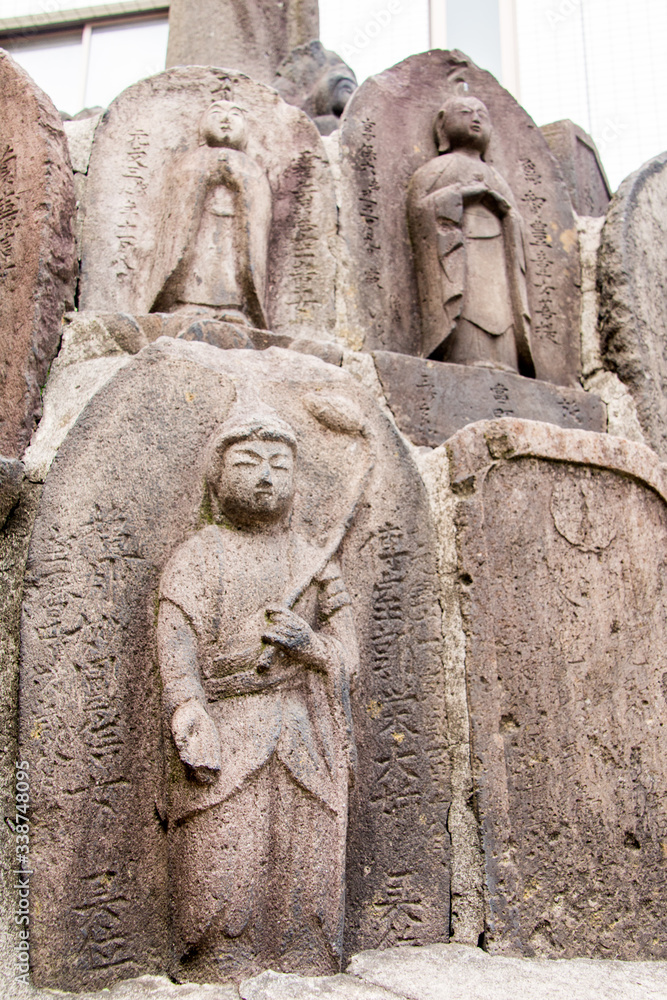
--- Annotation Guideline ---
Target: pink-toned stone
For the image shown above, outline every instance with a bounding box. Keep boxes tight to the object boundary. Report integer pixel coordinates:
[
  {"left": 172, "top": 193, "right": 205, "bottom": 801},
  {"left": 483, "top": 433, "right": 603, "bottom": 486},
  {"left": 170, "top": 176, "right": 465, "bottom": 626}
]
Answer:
[
  {"left": 79, "top": 67, "right": 337, "bottom": 344},
  {"left": 598, "top": 150, "right": 667, "bottom": 459},
  {"left": 338, "top": 51, "right": 581, "bottom": 386},
  {"left": 20, "top": 341, "right": 449, "bottom": 990},
  {"left": 0, "top": 50, "right": 76, "bottom": 457},
  {"left": 445, "top": 418, "right": 667, "bottom": 959}
]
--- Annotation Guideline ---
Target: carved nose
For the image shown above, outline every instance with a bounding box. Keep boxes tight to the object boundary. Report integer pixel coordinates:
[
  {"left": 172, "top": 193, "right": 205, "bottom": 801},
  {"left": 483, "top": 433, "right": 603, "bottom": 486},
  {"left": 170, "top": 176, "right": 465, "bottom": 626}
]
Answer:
[{"left": 258, "top": 464, "right": 272, "bottom": 484}]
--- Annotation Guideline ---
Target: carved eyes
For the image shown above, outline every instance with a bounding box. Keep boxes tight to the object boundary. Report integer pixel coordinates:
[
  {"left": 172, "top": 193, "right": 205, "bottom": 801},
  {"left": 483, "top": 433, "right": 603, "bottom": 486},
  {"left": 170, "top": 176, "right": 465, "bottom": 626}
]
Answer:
[{"left": 229, "top": 450, "right": 291, "bottom": 470}]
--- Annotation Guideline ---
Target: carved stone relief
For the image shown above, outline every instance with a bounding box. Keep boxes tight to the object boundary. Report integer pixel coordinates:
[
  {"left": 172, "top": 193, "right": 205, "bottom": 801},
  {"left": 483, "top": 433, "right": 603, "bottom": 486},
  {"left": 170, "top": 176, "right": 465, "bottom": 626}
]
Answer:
[
  {"left": 338, "top": 51, "right": 581, "bottom": 386},
  {"left": 20, "top": 340, "right": 449, "bottom": 990},
  {"left": 79, "top": 67, "right": 337, "bottom": 343},
  {"left": 0, "top": 50, "right": 76, "bottom": 458},
  {"left": 408, "top": 96, "right": 534, "bottom": 376}
]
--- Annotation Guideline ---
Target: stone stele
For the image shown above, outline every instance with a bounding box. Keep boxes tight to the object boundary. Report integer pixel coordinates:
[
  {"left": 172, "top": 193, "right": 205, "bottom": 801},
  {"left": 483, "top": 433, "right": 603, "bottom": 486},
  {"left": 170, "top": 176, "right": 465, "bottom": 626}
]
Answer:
[
  {"left": 0, "top": 49, "right": 76, "bottom": 458},
  {"left": 540, "top": 119, "right": 611, "bottom": 218},
  {"left": 79, "top": 67, "right": 337, "bottom": 343},
  {"left": 20, "top": 339, "right": 449, "bottom": 991},
  {"left": 598, "top": 149, "right": 667, "bottom": 460},
  {"left": 338, "top": 50, "right": 581, "bottom": 386},
  {"left": 166, "top": 0, "right": 319, "bottom": 86},
  {"left": 443, "top": 418, "right": 667, "bottom": 959}
]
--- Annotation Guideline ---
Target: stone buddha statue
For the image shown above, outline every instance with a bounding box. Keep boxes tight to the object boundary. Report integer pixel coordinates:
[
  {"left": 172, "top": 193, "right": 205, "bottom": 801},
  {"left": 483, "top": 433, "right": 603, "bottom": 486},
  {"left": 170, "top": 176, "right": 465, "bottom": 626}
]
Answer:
[{"left": 408, "top": 95, "right": 535, "bottom": 377}]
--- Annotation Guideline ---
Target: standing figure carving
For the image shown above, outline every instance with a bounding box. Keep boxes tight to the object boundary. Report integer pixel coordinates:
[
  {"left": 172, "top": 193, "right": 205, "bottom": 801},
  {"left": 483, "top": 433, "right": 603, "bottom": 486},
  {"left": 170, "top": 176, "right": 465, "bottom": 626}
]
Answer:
[
  {"left": 151, "top": 101, "right": 272, "bottom": 330},
  {"left": 157, "top": 407, "right": 357, "bottom": 982},
  {"left": 408, "top": 96, "right": 535, "bottom": 376}
]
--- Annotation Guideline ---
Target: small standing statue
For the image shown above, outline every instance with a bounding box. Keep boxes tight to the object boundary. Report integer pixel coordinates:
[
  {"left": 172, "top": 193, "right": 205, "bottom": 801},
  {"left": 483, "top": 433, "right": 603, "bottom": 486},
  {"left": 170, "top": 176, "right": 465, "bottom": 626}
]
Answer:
[
  {"left": 157, "top": 406, "right": 358, "bottom": 982},
  {"left": 408, "top": 95, "right": 535, "bottom": 376},
  {"left": 151, "top": 101, "right": 272, "bottom": 330}
]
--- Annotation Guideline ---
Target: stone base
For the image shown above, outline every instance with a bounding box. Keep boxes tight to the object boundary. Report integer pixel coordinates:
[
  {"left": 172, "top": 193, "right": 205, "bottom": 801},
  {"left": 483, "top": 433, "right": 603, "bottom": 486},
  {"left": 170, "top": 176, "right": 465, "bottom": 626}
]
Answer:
[
  {"left": 372, "top": 352, "right": 606, "bottom": 447},
  {"left": 6, "top": 943, "right": 667, "bottom": 999}
]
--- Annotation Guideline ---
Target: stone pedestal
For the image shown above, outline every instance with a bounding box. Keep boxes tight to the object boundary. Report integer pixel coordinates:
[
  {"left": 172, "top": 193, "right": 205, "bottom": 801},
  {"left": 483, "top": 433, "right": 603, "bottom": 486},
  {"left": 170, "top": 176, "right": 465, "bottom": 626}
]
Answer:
[{"left": 373, "top": 353, "right": 606, "bottom": 447}]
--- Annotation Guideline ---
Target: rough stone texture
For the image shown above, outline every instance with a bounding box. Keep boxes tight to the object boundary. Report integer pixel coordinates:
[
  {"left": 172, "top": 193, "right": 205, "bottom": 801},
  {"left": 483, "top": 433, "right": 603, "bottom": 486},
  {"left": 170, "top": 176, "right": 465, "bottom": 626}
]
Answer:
[
  {"left": 4, "top": 945, "right": 667, "bottom": 1000},
  {"left": 0, "top": 49, "right": 76, "bottom": 458},
  {"left": 373, "top": 353, "right": 605, "bottom": 448},
  {"left": 576, "top": 215, "right": 644, "bottom": 443},
  {"left": 0, "top": 458, "right": 25, "bottom": 527},
  {"left": 241, "top": 969, "right": 396, "bottom": 999},
  {"left": 443, "top": 418, "right": 667, "bottom": 959},
  {"left": 338, "top": 50, "right": 581, "bottom": 386},
  {"left": 20, "top": 340, "right": 448, "bottom": 991},
  {"left": 21, "top": 312, "right": 347, "bottom": 484},
  {"left": 63, "top": 115, "right": 101, "bottom": 175},
  {"left": 165, "top": 0, "right": 319, "bottom": 86},
  {"left": 415, "top": 449, "right": 484, "bottom": 948},
  {"left": 272, "top": 41, "right": 357, "bottom": 135},
  {"left": 5, "top": 974, "right": 239, "bottom": 999},
  {"left": 79, "top": 67, "right": 337, "bottom": 343},
  {"left": 347, "top": 943, "right": 667, "bottom": 1000},
  {"left": 407, "top": 95, "right": 535, "bottom": 376},
  {"left": 541, "top": 120, "right": 611, "bottom": 217},
  {"left": 598, "top": 150, "right": 667, "bottom": 458},
  {"left": 0, "top": 483, "right": 41, "bottom": 994},
  {"left": 63, "top": 113, "right": 102, "bottom": 256}
]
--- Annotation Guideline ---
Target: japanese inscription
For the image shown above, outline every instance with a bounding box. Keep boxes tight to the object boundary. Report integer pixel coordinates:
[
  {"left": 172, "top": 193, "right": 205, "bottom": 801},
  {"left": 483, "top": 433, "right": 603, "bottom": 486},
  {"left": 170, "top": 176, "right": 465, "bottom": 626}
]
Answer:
[{"left": 0, "top": 144, "right": 18, "bottom": 285}]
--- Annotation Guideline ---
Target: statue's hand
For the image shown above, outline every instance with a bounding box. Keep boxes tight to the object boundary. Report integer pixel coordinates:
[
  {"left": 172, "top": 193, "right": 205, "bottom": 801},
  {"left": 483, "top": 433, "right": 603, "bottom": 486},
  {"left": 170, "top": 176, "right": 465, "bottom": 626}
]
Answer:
[
  {"left": 262, "top": 607, "right": 327, "bottom": 670},
  {"left": 460, "top": 182, "right": 489, "bottom": 201},
  {"left": 171, "top": 698, "right": 221, "bottom": 784},
  {"left": 486, "top": 189, "right": 511, "bottom": 215}
]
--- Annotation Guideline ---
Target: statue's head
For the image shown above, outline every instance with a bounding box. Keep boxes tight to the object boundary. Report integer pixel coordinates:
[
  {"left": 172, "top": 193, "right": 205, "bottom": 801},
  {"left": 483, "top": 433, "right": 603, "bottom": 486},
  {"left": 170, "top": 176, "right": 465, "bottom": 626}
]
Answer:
[
  {"left": 200, "top": 100, "right": 247, "bottom": 150},
  {"left": 207, "top": 409, "right": 297, "bottom": 528},
  {"left": 434, "top": 95, "right": 491, "bottom": 157},
  {"left": 313, "top": 62, "right": 357, "bottom": 118}
]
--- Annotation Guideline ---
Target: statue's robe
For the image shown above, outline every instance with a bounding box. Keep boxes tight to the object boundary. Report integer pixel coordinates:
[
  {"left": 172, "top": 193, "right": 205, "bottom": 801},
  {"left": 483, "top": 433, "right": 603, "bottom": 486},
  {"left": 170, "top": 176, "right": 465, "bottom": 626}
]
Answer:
[
  {"left": 408, "top": 150, "right": 535, "bottom": 376},
  {"left": 149, "top": 145, "right": 272, "bottom": 329},
  {"left": 157, "top": 523, "right": 357, "bottom": 979}
]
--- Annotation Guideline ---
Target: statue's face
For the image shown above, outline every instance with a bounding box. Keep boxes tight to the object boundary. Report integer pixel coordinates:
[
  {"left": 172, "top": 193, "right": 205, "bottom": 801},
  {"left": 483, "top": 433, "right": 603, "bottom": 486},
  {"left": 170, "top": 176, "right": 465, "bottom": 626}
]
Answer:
[
  {"left": 326, "top": 71, "right": 357, "bottom": 117},
  {"left": 218, "top": 438, "right": 295, "bottom": 526},
  {"left": 202, "top": 101, "right": 247, "bottom": 149},
  {"left": 438, "top": 97, "right": 491, "bottom": 154}
]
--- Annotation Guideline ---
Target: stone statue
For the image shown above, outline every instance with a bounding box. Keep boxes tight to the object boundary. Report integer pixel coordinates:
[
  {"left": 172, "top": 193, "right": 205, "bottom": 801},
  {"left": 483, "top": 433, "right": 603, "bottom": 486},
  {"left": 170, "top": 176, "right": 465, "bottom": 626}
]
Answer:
[
  {"left": 272, "top": 41, "right": 357, "bottom": 135},
  {"left": 151, "top": 101, "right": 272, "bottom": 330},
  {"left": 157, "top": 405, "right": 358, "bottom": 981},
  {"left": 408, "top": 95, "right": 535, "bottom": 376}
]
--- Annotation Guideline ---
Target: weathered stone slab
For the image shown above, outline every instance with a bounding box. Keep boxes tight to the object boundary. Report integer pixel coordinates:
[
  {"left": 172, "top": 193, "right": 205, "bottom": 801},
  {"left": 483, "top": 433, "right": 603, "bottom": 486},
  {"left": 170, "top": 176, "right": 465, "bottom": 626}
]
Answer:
[
  {"left": 338, "top": 50, "right": 581, "bottom": 386},
  {"left": 347, "top": 942, "right": 667, "bottom": 1000},
  {"left": 373, "top": 353, "right": 605, "bottom": 447},
  {"left": 443, "top": 419, "right": 667, "bottom": 959},
  {"left": 240, "top": 969, "right": 396, "bottom": 999},
  {"left": 79, "top": 67, "right": 337, "bottom": 343},
  {"left": 0, "top": 50, "right": 76, "bottom": 458},
  {"left": 541, "top": 120, "right": 611, "bottom": 218},
  {"left": 20, "top": 340, "right": 448, "bottom": 990},
  {"left": 166, "top": 0, "right": 319, "bottom": 86},
  {"left": 598, "top": 150, "right": 667, "bottom": 459}
]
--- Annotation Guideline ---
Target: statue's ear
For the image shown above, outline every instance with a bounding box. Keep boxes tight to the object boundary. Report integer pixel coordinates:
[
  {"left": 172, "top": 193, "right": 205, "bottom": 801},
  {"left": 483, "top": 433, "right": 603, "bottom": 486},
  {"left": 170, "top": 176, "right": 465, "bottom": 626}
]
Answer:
[{"left": 434, "top": 110, "right": 449, "bottom": 154}]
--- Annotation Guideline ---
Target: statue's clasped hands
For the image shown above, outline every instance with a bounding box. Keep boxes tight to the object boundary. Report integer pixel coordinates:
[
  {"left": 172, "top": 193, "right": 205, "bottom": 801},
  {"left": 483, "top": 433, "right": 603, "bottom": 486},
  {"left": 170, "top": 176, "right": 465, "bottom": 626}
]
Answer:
[
  {"left": 260, "top": 606, "right": 328, "bottom": 671},
  {"left": 460, "top": 181, "right": 511, "bottom": 216}
]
